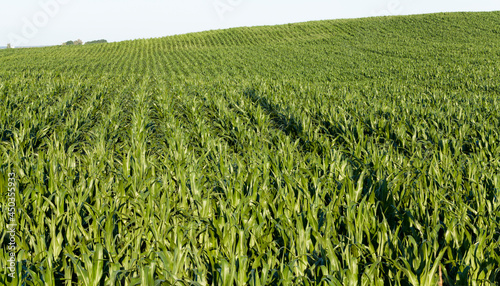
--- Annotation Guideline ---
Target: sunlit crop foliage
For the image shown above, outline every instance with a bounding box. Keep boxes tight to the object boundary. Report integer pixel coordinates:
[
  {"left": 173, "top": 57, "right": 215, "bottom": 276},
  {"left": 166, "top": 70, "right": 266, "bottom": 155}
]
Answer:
[{"left": 0, "top": 11, "right": 499, "bottom": 285}]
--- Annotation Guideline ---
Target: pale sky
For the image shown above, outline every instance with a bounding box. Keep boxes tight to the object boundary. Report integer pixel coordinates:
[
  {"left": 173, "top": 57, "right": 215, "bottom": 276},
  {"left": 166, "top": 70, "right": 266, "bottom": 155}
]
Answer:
[{"left": 1, "top": 0, "right": 499, "bottom": 47}]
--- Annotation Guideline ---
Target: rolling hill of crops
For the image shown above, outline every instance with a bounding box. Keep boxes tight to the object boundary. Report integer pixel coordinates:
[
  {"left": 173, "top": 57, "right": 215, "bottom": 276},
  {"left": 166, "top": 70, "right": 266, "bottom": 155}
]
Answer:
[{"left": 1, "top": 11, "right": 499, "bottom": 285}]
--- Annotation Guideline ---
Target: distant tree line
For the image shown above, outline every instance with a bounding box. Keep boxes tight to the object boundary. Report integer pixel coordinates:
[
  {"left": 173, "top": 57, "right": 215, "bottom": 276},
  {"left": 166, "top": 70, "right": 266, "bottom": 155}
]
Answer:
[
  {"left": 85, "top": 39, "right": 108, "bottom": 45},
  {"left": 61, "top": 39, "right": 107, "bottom": 46},
  {"left": 62, "top": 39, "right": 83, "bottom": 46},
  {"left": 5, "top": 39, "right": 107, "bottom": 49}
]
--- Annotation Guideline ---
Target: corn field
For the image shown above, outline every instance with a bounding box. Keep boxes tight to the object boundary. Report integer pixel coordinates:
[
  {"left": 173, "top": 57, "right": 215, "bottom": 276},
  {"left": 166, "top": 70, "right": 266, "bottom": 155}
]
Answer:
[{"left": 0, "top": 11, "right": 499, "bottom": 285}]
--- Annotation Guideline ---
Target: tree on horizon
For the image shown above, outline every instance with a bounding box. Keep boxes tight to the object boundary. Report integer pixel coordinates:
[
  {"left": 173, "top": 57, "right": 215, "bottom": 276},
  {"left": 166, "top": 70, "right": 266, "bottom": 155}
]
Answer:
[
  {"left": 86, "top": 39, "right": 108, "bottom": 45},
  {"left": 62, "top": 39, "right": 83, "bottom": 46}
]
